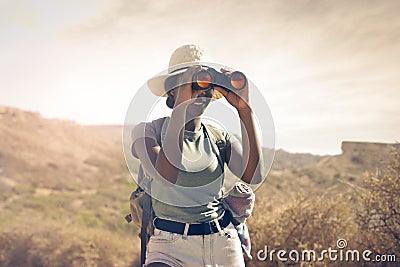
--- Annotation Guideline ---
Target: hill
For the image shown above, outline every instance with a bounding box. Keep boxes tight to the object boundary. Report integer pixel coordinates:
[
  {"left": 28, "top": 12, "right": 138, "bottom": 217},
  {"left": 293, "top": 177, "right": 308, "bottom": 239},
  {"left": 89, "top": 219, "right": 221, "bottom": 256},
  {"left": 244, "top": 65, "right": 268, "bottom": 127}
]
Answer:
[
  {"left": 0, "top": 105, "right": 398, "bottom": 266},
  {"left": 0, "top": 106, "right": 140, "bottom": 266},
  {"left": 261, "top": 141, "right": 398, "bottom": 201}
]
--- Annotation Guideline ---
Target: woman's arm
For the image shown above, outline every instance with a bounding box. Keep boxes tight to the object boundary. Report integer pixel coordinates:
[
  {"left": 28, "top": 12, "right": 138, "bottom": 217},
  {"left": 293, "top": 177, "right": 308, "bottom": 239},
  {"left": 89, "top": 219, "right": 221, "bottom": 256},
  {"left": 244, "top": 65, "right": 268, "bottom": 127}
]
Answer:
[
  {"left": 237, "top": 107, "right": 263, "bottom": 184},
  {"left": 134, "top": 66, "right": 202, "bottom": 184},
  {"left": 154, "top": 107, "right": 185, "bottom": 184},
  {"left": 215, "top": 70, "right": 263, "bottom": 184}
]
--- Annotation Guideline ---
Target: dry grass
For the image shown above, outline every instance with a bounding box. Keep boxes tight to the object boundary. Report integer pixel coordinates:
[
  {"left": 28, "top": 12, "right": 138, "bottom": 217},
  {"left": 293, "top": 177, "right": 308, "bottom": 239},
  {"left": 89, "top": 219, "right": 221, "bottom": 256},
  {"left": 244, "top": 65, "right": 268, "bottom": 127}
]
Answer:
[
  {"left": 0, "top": 220, "right": 140, "bottom": 267},
  {"left": 0, "top": 106, "right": 398, "bottom": 266}
]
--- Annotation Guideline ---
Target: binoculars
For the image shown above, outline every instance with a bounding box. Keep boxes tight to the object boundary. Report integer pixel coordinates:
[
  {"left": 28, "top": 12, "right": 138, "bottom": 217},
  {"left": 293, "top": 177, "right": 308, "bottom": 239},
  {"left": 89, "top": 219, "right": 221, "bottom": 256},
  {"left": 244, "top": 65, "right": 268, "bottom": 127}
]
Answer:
[{"left": 192, "top": 68, "right": 247, "bottom": 91}]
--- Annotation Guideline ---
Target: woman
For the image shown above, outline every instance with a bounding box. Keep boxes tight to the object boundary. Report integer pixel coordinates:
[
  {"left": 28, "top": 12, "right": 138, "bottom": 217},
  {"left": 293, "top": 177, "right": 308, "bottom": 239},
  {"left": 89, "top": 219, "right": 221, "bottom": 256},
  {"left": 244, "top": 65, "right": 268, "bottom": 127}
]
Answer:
[{"left": 131, "top": 45, "right": 263, "bottom": 267}]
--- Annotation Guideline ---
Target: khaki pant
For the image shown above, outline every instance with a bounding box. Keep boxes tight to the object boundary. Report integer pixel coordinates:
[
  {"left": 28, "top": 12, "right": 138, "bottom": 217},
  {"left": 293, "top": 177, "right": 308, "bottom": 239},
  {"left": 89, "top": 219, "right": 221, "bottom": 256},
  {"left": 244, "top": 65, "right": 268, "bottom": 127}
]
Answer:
[{"left": 145, "top": 224, "right": 245, "bottom": 267}]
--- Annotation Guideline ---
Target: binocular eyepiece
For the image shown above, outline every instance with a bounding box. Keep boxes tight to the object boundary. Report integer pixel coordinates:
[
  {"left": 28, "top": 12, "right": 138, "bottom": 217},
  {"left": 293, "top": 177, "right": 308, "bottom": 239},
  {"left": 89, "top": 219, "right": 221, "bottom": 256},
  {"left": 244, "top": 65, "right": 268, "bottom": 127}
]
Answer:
[{"left": 192, "top": 68, "right": 247, "bottom": 91}]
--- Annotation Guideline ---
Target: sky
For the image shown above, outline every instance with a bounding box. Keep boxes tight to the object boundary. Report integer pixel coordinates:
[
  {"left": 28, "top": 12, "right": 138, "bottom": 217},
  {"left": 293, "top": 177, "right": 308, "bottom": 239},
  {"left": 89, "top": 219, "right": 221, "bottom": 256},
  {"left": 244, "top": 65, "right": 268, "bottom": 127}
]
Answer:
[{"left": 1, "top": 0, "right": 399, "bottom": 155}]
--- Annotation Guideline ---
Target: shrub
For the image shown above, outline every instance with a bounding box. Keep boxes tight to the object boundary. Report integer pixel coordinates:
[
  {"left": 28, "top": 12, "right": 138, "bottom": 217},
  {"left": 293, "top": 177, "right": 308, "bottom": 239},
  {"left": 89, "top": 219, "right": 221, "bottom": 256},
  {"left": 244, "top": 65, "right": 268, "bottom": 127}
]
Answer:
[
  {"left": 248, "top": 194, "right": 357, "bottom": 266},
  {"left": 0, "top": 221, "right": 140, "bottom": 267},
  {"left": 356, "top": 147, "right": 400, "bottom": 259}
]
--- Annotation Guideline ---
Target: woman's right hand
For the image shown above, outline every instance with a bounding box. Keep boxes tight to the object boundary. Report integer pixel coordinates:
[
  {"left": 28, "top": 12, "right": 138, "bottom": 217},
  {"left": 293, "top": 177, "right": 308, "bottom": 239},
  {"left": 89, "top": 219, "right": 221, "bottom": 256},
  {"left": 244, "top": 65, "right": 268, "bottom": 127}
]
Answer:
[{"left": 173, "top": 66, "right": 202, "bottom": 108}]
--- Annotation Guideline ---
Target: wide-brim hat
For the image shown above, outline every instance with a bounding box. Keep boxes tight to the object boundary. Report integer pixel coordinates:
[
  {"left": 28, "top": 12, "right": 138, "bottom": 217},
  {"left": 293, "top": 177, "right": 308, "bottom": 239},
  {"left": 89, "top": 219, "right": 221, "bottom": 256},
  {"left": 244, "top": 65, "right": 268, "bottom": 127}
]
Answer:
[{"left": 147, "top": 44, "right": 224, "bottom": 100}]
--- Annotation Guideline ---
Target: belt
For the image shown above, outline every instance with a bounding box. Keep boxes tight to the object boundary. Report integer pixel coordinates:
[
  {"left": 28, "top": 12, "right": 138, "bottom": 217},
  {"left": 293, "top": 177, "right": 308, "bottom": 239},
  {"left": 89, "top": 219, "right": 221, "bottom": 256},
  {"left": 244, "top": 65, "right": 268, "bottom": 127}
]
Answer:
[{"left": 153, "top": 212, "right": 231, "bottom": 236}]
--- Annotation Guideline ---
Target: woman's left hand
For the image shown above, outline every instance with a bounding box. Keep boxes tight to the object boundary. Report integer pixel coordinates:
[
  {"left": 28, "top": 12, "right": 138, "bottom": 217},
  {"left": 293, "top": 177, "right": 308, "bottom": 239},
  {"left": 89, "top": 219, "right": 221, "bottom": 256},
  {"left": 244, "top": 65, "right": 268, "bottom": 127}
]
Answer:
[{"left": 214, "top": 68, "right": 250, "bottom": 112}]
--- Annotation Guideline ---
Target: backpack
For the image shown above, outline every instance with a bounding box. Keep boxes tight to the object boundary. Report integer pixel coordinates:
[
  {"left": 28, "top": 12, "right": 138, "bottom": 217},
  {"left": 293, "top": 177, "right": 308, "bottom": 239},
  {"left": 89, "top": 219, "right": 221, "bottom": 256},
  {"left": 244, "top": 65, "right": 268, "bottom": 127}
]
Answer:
[{"left": 124, "top": 117, "right": 228, "bottom": 266}]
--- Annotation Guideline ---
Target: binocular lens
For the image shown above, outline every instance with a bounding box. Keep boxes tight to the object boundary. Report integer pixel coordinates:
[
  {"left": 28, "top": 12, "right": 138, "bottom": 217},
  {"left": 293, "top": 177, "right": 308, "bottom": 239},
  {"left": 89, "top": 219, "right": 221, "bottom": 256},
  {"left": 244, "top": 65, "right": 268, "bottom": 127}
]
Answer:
[
  {"left": 195, "top": 70, "right": 212, "bottom": 89},
  {"left": 230, "top": 71, "right": 246, "bottom": 90}
]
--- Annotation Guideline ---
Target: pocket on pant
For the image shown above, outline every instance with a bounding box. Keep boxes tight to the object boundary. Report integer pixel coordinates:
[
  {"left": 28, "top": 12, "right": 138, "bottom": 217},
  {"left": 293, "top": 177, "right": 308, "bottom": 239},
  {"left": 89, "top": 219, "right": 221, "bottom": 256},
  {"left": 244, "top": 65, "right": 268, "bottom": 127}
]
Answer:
[{"left": 150, "top": 229, "right": 181, "bottom": 243}]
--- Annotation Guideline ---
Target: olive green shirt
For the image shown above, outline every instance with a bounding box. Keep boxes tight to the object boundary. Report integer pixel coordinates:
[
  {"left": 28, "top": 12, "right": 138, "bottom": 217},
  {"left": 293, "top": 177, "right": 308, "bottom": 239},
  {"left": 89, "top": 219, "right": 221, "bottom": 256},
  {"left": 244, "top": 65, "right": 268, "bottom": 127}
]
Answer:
[{"left": 132, "top": 117, "right": 235, "bottom": 223}]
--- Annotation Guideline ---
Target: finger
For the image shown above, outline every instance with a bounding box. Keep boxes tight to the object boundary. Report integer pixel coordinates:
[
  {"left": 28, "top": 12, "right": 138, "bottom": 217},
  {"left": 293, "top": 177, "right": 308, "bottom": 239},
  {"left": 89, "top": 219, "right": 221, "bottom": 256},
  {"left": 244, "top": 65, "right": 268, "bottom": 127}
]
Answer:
[
  {"left": 178, "top": 65, "right": 202, "bottom": 87},
  {"left": 220, "top": 67, "right": 232, "bottom": 75},
  {"left": 185, "top": 65, "right": 202, "bottom": 77},
  {"left": 214, "top": 86, "right": 229, "bottom": 98}
]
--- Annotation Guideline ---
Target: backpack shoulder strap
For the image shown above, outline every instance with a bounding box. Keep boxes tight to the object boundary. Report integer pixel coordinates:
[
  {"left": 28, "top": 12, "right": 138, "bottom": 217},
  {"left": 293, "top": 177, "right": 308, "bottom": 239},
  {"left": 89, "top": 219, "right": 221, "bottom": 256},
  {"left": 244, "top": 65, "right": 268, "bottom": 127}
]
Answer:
[
  {"left": 202, "top": 124, "right": 227, "bottom": 168},
  {"left": 140, "top": 192, "right": 151, "bottom": 266}
]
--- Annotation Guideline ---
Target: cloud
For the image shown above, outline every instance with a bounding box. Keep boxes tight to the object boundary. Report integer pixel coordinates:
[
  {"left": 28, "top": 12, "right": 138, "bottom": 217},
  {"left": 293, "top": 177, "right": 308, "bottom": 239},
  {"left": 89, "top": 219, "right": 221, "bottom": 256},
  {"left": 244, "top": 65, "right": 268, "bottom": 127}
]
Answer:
[{"left": 1, "top": 0, "right": 399, "bottom": 154}]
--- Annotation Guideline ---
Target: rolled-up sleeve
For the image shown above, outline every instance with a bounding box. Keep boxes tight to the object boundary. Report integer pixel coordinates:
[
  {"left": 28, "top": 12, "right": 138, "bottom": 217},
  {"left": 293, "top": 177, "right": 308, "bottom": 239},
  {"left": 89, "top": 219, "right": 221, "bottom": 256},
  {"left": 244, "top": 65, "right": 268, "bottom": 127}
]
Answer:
[{"left": 131, "top": 122, "right": 157, "bottom": 158}]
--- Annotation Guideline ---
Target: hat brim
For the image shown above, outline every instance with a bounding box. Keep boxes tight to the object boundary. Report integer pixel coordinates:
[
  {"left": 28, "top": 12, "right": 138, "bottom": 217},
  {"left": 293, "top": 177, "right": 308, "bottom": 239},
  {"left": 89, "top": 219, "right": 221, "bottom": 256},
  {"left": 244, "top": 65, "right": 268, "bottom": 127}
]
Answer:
[{"left": 146, "top": 69, "right": 223, "bottom": 101}]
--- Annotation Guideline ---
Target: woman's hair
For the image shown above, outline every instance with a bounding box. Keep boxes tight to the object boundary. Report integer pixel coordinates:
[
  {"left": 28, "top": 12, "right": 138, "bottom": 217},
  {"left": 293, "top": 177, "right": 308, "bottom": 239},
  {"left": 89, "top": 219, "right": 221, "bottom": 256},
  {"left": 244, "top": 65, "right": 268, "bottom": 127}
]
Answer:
[
  {"left": 164, "top": 75, "right": 180, "bottom": 109},
  {"left": 166, "top": 92, "right": 174, "bottom": 109}
]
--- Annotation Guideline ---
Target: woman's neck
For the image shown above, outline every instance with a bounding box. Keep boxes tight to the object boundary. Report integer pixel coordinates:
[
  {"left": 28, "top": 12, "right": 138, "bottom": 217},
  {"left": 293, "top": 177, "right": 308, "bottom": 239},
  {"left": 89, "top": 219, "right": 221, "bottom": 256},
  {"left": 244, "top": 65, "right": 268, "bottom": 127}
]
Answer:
[{"left": 185, "top": 117, "right": 201, "bottom": 132}]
